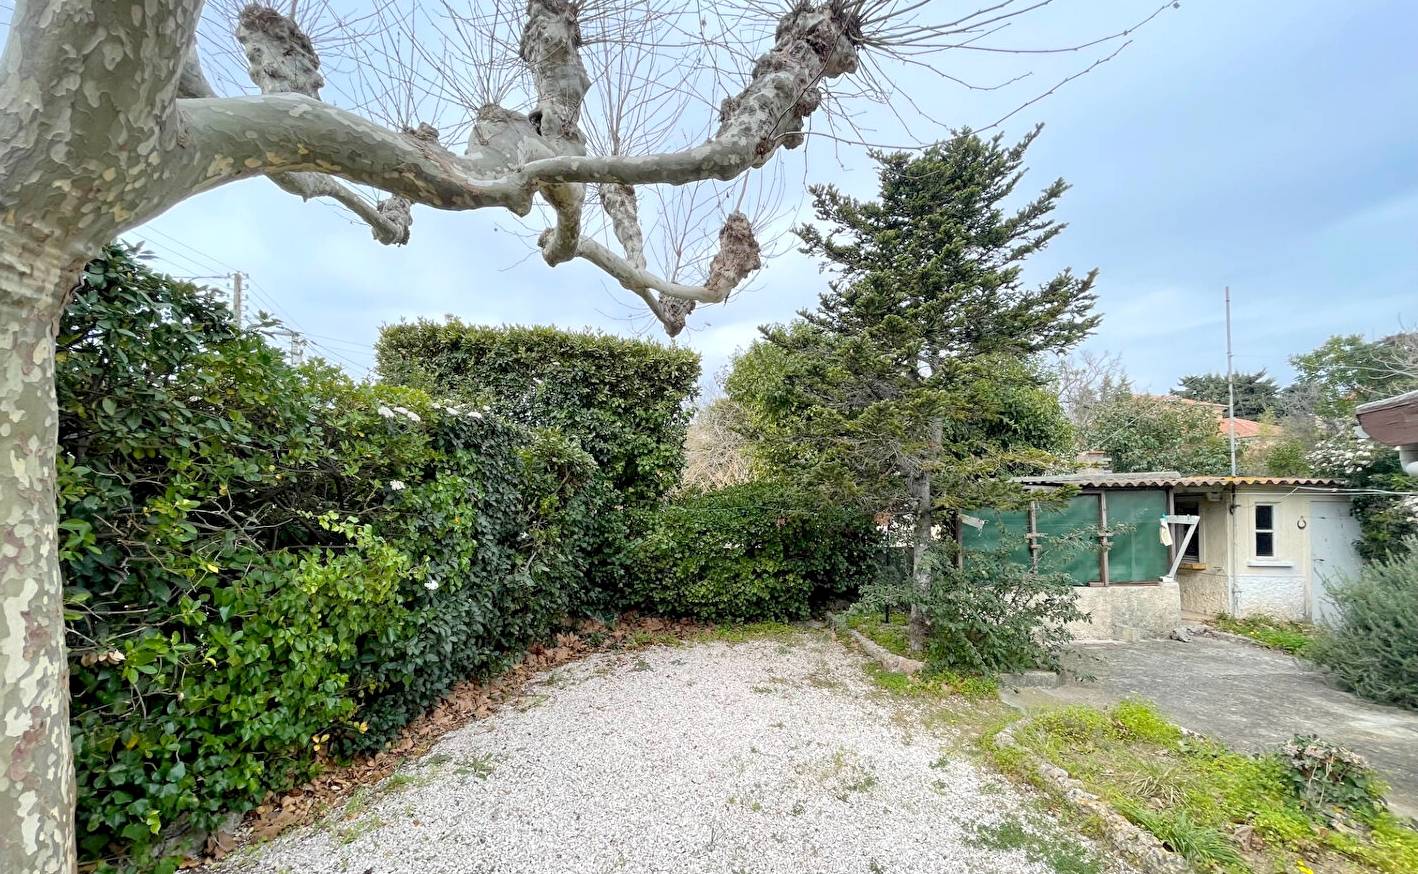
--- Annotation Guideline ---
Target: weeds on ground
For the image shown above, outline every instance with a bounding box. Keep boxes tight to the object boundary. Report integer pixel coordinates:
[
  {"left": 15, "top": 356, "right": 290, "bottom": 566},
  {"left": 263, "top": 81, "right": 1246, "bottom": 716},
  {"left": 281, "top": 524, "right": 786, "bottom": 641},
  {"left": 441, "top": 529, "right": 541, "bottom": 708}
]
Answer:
[
  {"left": 455, "top": 752, "right": 495, "bottom": 780},
  {"left": 693, "top": 620, "right": 802, "bottom": 643},
  {"left": 969, "top": 815, "right": 1105, "bottom": 874},
  {"left": 847, "top": 613, "right": 1000, "bottom": 700},
  {"left": 865, "top": 662, "right": 999, "bottom": 702},
  {"left": 846, "top": 612, "right": 913, "bottom": 657},
  {"left": 1000, "top": 699, "right": 1418, "bottom": 873},
  {"left": 1215, "top": 614, "right": 1320, "bottom": 657}
]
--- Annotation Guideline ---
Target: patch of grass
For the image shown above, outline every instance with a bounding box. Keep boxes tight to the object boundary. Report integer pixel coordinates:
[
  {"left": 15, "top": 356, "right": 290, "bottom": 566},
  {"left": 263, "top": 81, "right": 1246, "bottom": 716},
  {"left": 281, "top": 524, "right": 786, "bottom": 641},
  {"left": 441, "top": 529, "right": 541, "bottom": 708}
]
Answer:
[
  {"left": 1000, "top": 699, "right": 1418, "bottom": 873},
  {"left": 693, "top": 621, "right": 801, "bottom": 644},
  {"left": 969, "top": 816, "right": 1104, "bottom": 874},
  {"left": 845, "top": 611, "right": 913, "bottom": 657},
  {"left": 1215, "top": 613, "right": 1320, "bottom": 657},
  {"left": 383, "top": 773, "right": 416, "bottom": 791},
  {"left": 335, "top": 815, "right": 384, "bottom": 845},
  {"left": 341, "top": 787, "right": 371, "bottom": 819},
  {"left": 1111, "top": 698, "right": 1182, "bottom": 745},
  {"left": 936, "top": 670, "right": 1000, "bottom": 701},
  {"left": 1114, "top": 802, "right": 1245, "bottom": 870}
]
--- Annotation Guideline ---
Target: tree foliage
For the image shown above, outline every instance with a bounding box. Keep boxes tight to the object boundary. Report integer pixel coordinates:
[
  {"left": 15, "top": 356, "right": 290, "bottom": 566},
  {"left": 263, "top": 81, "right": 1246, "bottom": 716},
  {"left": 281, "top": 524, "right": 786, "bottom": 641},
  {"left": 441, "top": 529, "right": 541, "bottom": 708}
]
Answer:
[
  {"left": 1287, "top": 332, "right": 1418, "bottom": 420},
  {"left": 1081, "top": 392, "right": 1231, "bottom": 475},
  {"left": 727, "top": 128, "right": 1095, "bottom": 649},
  {"left": 1173, "top": 370, "right": 1279, "bottom": 419}
]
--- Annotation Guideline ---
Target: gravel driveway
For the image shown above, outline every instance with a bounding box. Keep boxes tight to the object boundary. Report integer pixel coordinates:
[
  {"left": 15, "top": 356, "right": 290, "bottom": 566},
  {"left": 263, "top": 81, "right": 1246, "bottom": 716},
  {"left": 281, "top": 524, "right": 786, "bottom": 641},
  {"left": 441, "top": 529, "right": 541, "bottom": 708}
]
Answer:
[{"left": 215, "top": 630, "right": 1116, "bottom": 874}]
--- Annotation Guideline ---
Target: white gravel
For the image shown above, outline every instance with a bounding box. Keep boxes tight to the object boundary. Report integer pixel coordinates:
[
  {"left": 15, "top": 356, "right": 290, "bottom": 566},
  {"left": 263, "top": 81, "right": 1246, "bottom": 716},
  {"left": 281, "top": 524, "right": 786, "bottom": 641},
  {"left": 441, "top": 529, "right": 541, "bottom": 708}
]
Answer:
[{"left": 216, "top": 630, "right": 1116, "bottom": 874}]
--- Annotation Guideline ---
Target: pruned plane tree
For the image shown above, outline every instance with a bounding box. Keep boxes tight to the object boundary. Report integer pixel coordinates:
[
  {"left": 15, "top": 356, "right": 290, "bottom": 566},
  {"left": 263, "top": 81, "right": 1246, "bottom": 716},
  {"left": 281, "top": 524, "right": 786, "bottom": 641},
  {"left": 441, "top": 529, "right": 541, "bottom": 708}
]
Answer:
[{"left": 0, "top": 1, "right": 1175, "bottom": 870}]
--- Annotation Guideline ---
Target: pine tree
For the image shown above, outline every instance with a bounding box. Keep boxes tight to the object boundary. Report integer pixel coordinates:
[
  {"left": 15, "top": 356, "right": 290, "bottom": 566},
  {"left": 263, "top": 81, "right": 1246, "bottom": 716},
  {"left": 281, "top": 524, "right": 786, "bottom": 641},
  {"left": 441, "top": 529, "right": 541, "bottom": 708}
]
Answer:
[
  {"left": 1173, "top": 370, "right": 1279, "bottom": 419},
  {"left": 734, "top": 127, "right": 1098, "bottom": 649}
]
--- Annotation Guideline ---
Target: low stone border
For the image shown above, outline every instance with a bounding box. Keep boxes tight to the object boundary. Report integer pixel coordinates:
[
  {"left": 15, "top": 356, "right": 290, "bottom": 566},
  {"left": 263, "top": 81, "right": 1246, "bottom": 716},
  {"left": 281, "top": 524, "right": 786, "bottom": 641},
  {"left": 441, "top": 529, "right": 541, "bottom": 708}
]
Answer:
[
  {"left": 993, "top": 721, "right": 1192, "bottom": 873},
  {"left": 826, "top": 613, "right": 925, "bottom": 675},
  {"left": 999, "top": 669, "right": 1064, "bottom": 689},
  {"left": 1186, "top": 624, "right": 1262, "bottom": 649}
]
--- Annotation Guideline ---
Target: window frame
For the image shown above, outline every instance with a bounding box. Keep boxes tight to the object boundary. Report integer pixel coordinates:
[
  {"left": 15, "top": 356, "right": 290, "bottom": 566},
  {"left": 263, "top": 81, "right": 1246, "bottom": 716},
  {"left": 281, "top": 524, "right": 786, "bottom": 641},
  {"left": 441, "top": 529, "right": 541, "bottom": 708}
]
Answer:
[
  {"left": 1253, "top": 503, "right": 1276, "bottom": 558},
  {"left": 1175, "top": 497, "right": 1202, "bottom": 561}
]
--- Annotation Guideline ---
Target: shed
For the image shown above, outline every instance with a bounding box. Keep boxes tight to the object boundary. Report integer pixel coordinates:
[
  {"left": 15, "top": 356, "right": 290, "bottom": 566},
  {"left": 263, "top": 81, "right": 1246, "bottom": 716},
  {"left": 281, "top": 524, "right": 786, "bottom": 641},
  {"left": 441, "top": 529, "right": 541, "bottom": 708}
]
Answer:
[{"left": 967, "top": 473, "right": 1358, "bottom": 640}]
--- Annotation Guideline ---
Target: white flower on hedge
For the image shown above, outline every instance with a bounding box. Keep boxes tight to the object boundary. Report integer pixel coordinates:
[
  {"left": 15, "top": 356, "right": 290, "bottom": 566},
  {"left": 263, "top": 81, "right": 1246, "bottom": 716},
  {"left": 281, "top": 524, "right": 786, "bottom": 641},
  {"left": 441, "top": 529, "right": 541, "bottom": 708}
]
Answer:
[
  {"left": 470, "top": 410, "right": 483, "bottom": 419},
  {"left": 377, "top": 405, "right": 396, "bottom": 419},
  {"left": 424, "top": 578, "right": 440, "bottom": 591},
  {"left": 389, "top": 480, "right": 407, "bottom": 491}
]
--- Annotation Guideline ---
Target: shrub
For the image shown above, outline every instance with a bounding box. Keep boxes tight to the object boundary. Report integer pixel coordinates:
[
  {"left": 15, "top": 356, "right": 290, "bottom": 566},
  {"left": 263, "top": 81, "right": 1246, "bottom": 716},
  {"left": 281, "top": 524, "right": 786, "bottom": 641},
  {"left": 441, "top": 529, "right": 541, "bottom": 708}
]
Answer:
[
  {"left": 1276, "top": 735, "right": 1386, "bottom": 818},
  {"left": 632, "top": 482, "right": 882, "bottom": 622},
  {"left": 375, "top": 319, "right": 700, "bottom": 599},
  {"left": 857, "top": 539, "right": 1086, "bottom": 675},
  {"left": 59, "top": 249, "right": 600, "bottom": 867},
  {"left": 1309, "top": 539, "right": 1418, "bottom": 710}
]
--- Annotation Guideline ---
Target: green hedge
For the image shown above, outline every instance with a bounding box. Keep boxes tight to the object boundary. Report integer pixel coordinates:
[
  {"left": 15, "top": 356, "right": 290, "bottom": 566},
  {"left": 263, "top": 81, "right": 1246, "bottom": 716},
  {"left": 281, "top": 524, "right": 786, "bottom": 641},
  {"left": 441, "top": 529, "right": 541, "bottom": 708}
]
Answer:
[
  {"left": 375, "top": 320, "right": 700, "bottom": 600},
  {"left": 60, "top": 249, "right": 600, "bottom": 866},
  {"left": 633, "top": 482, "right": 882, "bottom": 621}
]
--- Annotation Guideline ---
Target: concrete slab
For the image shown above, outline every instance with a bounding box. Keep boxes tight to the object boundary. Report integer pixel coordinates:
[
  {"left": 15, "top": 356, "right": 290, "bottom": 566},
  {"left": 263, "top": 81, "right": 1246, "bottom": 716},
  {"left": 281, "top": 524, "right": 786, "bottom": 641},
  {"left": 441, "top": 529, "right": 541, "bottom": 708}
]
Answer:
[{"left": 1003, "top": 635, "right": 1418, "bottom": 819}]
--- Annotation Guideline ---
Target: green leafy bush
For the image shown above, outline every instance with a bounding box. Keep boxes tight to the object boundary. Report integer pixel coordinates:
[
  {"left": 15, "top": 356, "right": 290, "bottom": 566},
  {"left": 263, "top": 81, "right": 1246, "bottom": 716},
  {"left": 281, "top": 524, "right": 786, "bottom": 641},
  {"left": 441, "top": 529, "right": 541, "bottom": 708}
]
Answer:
[
  {"left": 375, "top": 319, "right": 700, "bottom": 599},
  {"left": 1310, "top": 539, "right": 1418, "bottom": 710},
  {"left": 1278, "top": 735, "right": 1386, "bottom": 818},
  {"left": 59, "top": 248, "right": 600, "bottom": 867},
  {"left": 632, "top": 482, "right": 882, "bottom": 621},
  {"left": 857, "top": 539, "right": 1086, "bottom": 675}
]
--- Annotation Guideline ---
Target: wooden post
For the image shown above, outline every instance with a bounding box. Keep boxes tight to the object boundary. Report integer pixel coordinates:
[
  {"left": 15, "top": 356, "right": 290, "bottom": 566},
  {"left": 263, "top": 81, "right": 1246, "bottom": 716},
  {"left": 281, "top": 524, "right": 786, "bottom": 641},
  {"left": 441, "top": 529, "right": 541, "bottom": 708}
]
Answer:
[
  {"left": 1027, "top": 501, "right": 1039, "bottom": 572},
  {"left": 1098, "top": 491, "right": 1111, "bottom": 587}
]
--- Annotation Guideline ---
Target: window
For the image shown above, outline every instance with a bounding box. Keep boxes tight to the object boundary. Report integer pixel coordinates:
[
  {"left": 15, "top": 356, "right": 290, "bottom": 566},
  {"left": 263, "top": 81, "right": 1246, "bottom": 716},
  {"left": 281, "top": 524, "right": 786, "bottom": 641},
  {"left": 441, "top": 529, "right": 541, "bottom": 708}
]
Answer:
[
  {"left": 1254, "top": 504, "right": 1275, "bottom": 557},
  {"left": 1175, "top": 498, "right": 1201, "bottom": 561}
]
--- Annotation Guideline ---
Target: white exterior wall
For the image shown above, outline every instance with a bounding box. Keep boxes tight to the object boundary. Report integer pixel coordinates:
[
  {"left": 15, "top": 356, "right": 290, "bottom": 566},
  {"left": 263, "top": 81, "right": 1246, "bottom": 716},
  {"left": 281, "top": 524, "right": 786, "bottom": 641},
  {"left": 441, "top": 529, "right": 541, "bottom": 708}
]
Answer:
[
  {"left": 1174, "top": 487, "right": 1348, "bottom": 621},
  {"left": 1231, "top": 490, "right": 1311, "bottom": 620}
]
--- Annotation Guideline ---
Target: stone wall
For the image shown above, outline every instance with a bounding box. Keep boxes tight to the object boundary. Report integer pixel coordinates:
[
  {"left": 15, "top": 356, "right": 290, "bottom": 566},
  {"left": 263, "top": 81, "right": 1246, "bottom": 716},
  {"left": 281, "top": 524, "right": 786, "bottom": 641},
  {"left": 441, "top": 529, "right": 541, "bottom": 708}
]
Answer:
[
  {"left": 1067, "top": 581, "right": 1182, "bottom": 641},
  {"left": 1178, "top": 570, "right": 1228, "bottom": 617}
]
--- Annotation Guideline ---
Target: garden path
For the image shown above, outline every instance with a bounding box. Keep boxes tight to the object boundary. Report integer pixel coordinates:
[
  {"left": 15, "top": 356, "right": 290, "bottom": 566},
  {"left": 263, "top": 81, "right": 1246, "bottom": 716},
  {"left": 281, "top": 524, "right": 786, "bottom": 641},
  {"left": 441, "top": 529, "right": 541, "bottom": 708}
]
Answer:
[{"left": 213, "top": 630, "right": 1123, "bottom": 874}]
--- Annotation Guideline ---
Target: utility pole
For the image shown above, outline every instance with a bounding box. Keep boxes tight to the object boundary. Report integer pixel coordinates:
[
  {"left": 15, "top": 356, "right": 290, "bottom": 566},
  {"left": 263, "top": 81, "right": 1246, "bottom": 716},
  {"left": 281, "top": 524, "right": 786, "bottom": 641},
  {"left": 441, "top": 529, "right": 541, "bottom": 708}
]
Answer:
[
  {"left": 231, "top": 271, "right": 245, "bottom": 328},
  {"left": 1225, "top": 286, "right": 1237, "bottom": 477}
]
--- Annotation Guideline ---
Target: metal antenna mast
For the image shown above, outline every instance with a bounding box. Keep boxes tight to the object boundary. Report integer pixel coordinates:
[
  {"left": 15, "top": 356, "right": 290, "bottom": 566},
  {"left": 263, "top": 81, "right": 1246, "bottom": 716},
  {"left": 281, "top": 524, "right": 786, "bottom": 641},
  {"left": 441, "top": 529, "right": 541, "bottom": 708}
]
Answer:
[{"left": 1225, "top": 286, "right": 1237, "bottom": 476}]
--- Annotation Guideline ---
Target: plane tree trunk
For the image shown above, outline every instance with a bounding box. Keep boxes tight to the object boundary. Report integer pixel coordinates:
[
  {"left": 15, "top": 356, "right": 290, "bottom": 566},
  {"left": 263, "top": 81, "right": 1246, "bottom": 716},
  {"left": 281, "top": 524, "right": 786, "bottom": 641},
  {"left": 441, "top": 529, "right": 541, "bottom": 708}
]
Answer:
[{"left": 0, "top": 232, "right": 80, "bottom": 874}]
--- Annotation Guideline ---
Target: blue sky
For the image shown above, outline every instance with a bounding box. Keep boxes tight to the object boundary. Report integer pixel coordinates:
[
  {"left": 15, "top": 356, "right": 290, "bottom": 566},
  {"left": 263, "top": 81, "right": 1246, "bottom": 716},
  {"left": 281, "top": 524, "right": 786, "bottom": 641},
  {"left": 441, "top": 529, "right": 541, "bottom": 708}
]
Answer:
[{"left": 119, "top": 0, "right": 1416, "bottom": 397}]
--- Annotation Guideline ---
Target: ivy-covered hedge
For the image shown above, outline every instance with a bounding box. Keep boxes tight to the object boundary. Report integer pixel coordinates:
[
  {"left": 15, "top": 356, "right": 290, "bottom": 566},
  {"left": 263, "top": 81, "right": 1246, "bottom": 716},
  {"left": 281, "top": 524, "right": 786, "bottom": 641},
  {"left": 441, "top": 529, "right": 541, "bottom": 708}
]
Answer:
[
  {"left": 632, "top": 482, "right": 882, "bottom": 621},
  {"left": 60, "top": 249, "right": 601, "bottom": 867},
  {"left": 375, "top": 320, "right": 700, "bottom": 600}
]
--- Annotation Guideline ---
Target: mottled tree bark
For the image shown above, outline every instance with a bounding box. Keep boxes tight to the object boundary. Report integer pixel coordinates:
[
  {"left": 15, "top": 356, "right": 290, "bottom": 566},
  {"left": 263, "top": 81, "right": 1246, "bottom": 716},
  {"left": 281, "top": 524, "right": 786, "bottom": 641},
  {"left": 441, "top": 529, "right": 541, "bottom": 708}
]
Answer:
[{"left": 0, "top": 237, "right": 78, "bottom": 874}]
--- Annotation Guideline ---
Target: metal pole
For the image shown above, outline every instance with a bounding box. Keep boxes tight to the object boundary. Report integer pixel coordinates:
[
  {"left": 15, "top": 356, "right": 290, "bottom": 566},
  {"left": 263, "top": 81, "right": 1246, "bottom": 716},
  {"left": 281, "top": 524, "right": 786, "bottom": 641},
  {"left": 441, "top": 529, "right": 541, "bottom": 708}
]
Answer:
[
  {"left": 1225, "top": 286, "right": 1237, "bottom": 477},
  {"left": 231, "top": 272, "right": 244, "bottom": 329}
]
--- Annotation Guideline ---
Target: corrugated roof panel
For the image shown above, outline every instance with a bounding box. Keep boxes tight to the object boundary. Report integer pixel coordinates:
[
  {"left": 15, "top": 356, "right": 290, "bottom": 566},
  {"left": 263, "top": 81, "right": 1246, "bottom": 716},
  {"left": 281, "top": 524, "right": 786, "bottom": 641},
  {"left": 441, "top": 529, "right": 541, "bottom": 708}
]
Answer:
[{"left": 1017, "top": 473, "right": 1344, "bottom": 489}]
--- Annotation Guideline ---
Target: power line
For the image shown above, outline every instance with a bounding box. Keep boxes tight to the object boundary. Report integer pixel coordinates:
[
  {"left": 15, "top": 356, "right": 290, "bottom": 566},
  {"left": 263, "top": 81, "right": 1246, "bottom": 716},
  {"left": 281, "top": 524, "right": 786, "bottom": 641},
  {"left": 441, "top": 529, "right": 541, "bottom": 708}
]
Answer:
[{"left": 129, "top": 227, "right": 378, "bottom": 377}]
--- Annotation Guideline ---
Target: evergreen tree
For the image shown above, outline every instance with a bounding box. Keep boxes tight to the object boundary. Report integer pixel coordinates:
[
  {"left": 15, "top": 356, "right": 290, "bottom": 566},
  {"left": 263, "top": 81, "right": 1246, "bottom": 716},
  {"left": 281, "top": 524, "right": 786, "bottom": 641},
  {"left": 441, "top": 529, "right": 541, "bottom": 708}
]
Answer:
[
  {"left": 731, "top": 128, "right": 1097, "bottom": 649},
  {"left": 1173, "top": 370, "right": 1279, "bottom": 419}
]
